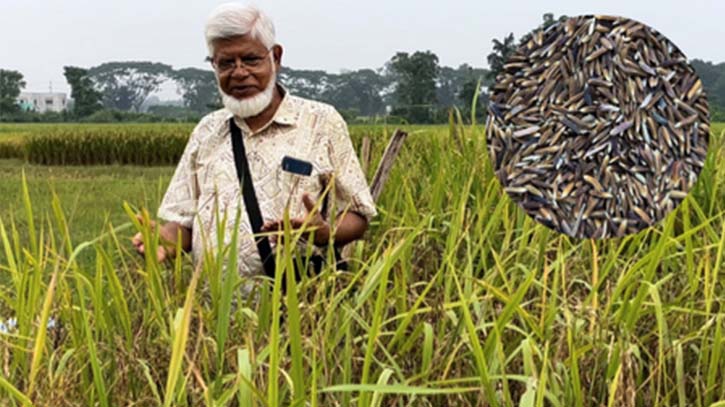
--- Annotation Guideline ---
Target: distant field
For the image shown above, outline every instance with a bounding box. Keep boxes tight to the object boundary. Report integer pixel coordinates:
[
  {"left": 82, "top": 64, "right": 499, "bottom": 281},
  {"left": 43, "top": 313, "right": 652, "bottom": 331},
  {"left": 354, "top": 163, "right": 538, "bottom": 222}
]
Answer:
[
  {"left": 0, "top": 122, "right": 436, "bottom": 165},
  {"left": 0, "top": 122, "right": 724, "bottom": 405}
]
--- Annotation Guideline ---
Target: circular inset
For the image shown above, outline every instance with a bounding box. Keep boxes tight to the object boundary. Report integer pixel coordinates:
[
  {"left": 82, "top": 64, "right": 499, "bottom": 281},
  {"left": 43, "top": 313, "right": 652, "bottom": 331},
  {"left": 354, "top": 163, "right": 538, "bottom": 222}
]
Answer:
[{"left": 486, "top": 15, "right": 709, "bottom": 239}]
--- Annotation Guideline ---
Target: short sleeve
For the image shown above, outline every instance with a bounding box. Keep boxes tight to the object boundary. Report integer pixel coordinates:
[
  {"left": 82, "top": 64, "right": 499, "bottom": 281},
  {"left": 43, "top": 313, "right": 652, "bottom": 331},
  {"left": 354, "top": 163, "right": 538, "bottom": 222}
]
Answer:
[
  {"left": 326, "top": 108, "right": 378, "bottom": 223},
  {"left": 156, "top": 118, "right": 207, "bottom": 228}
]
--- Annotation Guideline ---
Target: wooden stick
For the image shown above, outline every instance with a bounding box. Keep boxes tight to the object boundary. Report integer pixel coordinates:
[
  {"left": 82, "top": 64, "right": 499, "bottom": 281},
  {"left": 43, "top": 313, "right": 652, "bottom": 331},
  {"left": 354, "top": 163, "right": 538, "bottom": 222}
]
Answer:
[
  {"left": 369, "top": 129, "right": 408, "bottom": 202},
  {"left": 361, "top": 136, "right": 372, "bottom": 175},
  {"left": 342, "top": 129, "right": 408, "bottom": 260}
]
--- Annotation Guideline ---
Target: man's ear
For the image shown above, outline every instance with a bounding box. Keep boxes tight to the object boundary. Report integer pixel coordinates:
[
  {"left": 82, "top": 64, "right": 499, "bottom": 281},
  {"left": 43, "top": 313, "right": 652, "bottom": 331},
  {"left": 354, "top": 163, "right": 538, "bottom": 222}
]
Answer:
[{"left": 272, "top": 44, "right": 283, "bottom": 67}]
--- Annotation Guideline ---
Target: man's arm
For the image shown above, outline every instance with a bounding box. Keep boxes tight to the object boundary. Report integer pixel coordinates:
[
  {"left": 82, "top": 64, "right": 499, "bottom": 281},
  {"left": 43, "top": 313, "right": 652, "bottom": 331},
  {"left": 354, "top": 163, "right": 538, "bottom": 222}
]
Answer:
[
  {"left": 261, "top": 193, "right": 369, "bottom": 247},
  {"left": 159, "top": 222, "right": 193, "bottom": 255},
  {"left": 326, "top": 108, "right": 378, "bottom": 224},
  {"left": 306, "top": 209, "right": 368, "bottom": 247},
  {"left": 132, "top": 116, "right": 207, "bottom": 261},
  {"left": 326, "top": 211, "right": 368, "bottom": 246},
  {"left": 132, "top": 220, "right": 192, "bottom": 261}
]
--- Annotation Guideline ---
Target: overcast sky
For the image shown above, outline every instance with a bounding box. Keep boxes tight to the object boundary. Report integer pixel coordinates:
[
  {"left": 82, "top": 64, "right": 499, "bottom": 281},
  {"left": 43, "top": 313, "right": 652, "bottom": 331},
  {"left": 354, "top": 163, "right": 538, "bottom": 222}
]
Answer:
[{"left": 2, "top": 0, "right": 724, "bottom": 99}]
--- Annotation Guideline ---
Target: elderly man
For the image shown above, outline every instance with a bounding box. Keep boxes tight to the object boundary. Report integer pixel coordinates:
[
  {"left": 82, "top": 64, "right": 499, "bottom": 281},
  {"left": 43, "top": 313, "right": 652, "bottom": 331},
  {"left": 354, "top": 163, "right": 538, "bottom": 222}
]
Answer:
[{"left": 132, "top": 3, "right": 377, "bottom": 289}]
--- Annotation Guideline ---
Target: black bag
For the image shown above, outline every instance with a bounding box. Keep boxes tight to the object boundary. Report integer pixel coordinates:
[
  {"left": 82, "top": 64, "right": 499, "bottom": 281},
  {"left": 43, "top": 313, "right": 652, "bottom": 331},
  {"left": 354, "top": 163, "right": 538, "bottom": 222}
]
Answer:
[{"left": 228, "top": 118, "right": 346, "bottom": 293}]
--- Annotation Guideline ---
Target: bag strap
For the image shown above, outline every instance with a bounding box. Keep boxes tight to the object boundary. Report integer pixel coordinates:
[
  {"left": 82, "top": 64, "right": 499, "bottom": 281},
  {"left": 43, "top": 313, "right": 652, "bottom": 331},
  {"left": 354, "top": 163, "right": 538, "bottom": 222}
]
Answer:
[{"left": 229, "top": 118, "right": 276, "bottom": 278}]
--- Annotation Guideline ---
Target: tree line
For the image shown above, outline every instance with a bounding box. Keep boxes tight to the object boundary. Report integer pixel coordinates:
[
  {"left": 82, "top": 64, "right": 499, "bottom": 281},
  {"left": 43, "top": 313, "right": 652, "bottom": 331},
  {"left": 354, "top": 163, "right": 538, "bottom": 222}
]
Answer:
[{"left": 0, "top": 56, "right": 488, "bottom": 124}]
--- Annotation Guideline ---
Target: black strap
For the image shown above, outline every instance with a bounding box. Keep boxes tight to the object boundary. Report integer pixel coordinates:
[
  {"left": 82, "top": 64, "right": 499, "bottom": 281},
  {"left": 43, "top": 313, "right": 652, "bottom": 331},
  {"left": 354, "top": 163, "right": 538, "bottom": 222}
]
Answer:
[{"left": 229, "top": 118, "right": 276, "bottom": 278}]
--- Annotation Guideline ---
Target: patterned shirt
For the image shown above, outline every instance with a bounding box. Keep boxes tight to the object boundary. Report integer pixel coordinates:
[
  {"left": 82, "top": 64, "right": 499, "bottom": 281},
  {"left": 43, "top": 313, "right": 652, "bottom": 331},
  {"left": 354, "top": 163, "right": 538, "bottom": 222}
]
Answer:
[{"left": 157, "top": 85, "right": 377, "bottom": 284}]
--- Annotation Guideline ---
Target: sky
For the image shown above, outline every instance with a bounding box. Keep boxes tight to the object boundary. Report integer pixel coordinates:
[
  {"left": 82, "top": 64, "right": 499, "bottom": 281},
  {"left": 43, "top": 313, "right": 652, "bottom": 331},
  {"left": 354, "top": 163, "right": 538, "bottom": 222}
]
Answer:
[{"left": 2, "top": 0, "right": 724, "bottom": 99}]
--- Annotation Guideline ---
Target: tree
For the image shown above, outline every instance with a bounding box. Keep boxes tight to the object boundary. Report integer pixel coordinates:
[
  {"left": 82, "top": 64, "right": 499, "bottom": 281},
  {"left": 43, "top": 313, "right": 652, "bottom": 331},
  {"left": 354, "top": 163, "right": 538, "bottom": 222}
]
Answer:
[
  {"left": 437, "top": 65, "right": 464, "bottom": 108},
  {"left": 387, "top": 51, "right": 440, "bottom": 123},
  {"left": 0, "top": 69, "right": 26, "bottom": 115},
  {"left": 486, "top": 33, "right": 516, "bottom": 82},
  {"left": 322, "top": 69, "right": 386, "bottom": 116},
  {"left": 172, "top": 68, "right": 220, "bottom": 113},
  {"left": 711, "top": 77, "right": 725, "bottom": 109},
  {"left": 458, "top": 76, "right": 487, "bottom": 123},
  {"left": 486, "top": 14, "right": 568, "bottom": 82},
  {"left": 518, "top": 13, "right": 567, "bottom": 45},
  {"left": 89, "top": 62, "right": 172, "bottom": 111},
  {"left": 437, "top": 64, "right": 489, "bottom": 111},
  {"left": 691, "top": 59, "right": 722, "bottom": 90},
  {"left": 278, "top": 67, "right": 390, "bottom": 117},
  {"left": 278, "top": 67, "right": 332, "bottom": 101},
  {"left": 63, "top": 66, "right": 103, "bottom": 117},
  {"left": 691, "top": 59, "right": 725, "bottom": 108}
]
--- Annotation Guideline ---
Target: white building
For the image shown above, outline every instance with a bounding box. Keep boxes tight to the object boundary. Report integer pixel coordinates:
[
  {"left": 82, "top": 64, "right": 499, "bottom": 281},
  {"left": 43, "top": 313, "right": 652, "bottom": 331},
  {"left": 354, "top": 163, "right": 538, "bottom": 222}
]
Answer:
[{"left": 17, "top": 92, "right": 68, "bottom": 113}]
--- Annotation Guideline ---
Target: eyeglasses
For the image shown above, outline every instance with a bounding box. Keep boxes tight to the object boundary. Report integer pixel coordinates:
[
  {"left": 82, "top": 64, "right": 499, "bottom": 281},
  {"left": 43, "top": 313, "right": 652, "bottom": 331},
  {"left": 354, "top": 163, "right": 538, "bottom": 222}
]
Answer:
[{"left": 206, "top": 49, "right": 272, "bottom": 74}]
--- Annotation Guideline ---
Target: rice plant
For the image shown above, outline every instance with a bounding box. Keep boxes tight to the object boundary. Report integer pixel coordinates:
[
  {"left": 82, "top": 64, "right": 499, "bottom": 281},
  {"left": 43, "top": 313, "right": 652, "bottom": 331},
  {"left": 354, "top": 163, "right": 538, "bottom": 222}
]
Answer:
[{"left": 0, "top": 120, "right": 723, "bottom": 406}]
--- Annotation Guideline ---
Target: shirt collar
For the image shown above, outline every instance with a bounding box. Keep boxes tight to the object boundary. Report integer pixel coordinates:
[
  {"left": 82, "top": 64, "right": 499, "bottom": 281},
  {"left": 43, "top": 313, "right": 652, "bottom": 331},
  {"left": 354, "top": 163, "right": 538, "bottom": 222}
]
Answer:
[
  {"left": 224, "top": 83, "right": 297, "bottom": 135},
  {"left": 272, "top": 84, "right": 297, "bottom": 126}
]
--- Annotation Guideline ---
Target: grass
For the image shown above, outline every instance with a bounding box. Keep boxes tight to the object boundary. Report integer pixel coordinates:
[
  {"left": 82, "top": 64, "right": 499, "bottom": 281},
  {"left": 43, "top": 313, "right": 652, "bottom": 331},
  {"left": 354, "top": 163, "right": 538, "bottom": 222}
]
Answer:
[
  {"left": 0, "top": 160, "right": 172, "bottom": 267},
  {"left": 0, "top": 120, "right": 724, "bottom": 406}
]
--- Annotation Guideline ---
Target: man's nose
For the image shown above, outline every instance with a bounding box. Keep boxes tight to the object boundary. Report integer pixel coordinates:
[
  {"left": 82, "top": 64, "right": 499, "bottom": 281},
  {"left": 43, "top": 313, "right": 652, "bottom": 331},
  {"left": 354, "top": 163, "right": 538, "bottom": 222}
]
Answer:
[{"left": 230, "top": 61, "right": 251, "bottom": 78}]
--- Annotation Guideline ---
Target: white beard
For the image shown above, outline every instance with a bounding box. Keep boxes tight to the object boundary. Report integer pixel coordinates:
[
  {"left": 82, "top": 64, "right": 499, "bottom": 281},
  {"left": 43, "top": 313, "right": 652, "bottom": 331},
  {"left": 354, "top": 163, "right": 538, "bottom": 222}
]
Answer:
[{"left": 219, "top": 70, "right": 277, "bottom": 119}]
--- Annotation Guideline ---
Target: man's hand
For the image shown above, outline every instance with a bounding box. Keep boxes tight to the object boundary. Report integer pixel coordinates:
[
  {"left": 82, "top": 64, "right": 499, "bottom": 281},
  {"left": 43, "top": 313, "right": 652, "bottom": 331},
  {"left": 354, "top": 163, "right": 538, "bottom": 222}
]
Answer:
[
  {"left": 131, "top": 215, "right": 187, "bottom": 262},
  {"left": 262, "top": 193, "right": 330, "bottom": 246}
]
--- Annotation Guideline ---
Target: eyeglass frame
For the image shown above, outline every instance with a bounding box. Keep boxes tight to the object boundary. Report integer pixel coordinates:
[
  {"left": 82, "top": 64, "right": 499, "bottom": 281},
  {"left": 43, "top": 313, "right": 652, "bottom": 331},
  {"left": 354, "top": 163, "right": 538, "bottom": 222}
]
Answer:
[{"left": 205, "top": 49, "right": 273, "bottom": 74}]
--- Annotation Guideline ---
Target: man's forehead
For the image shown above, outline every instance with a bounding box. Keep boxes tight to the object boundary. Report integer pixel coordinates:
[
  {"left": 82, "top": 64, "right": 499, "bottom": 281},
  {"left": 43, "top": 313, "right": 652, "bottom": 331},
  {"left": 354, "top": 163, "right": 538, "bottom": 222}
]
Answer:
[{"left": 213, "top": 35, "right": 267, "bottom": 54}]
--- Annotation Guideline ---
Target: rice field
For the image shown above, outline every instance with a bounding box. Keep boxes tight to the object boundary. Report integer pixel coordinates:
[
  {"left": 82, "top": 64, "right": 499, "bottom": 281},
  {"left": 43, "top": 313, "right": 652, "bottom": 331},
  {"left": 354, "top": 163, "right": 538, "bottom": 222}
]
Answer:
[
  {"left": 0, "top": 123, "right": 192, "bottom": 165},
  {"left": 0, "top": 120, "right": 724, "bottom": 406}
]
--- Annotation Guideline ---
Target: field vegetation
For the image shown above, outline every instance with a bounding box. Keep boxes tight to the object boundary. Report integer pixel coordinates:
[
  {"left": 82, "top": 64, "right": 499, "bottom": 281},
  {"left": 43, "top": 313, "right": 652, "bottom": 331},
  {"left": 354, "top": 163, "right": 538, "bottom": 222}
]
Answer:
[{"left": 0, "top": 121, "right": 723, "bottom": 406}]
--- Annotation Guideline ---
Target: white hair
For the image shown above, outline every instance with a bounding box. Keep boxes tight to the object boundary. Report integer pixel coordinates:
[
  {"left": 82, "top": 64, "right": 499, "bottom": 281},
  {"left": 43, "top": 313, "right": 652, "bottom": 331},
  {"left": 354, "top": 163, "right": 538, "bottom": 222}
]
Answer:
[{"left": 204, "top": 2, "right": 276, "bottom": 57}]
